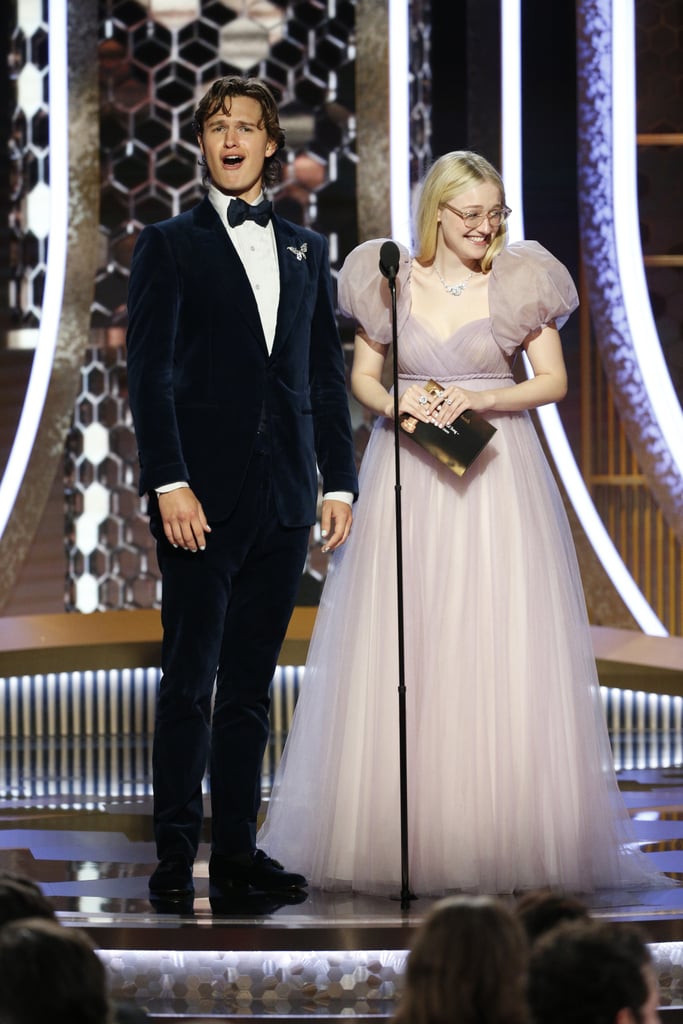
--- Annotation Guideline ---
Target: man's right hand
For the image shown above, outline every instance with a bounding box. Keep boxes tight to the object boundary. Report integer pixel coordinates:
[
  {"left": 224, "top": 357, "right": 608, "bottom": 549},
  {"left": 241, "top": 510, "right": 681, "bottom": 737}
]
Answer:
[{"left": 158, "top": 488, "right": 211, "bottom": 551}]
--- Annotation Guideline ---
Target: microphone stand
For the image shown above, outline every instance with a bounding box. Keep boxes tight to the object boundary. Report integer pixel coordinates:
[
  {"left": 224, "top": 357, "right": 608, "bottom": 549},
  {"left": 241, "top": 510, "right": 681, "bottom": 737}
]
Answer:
[{"left": 383, "top": 252, "right": 416, "bottom": 910}]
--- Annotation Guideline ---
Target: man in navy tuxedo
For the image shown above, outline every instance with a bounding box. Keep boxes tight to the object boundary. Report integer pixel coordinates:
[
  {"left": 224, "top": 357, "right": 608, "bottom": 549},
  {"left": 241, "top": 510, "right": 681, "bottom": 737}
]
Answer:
[{"left": 127, "top": 77, "right": 358, "bottom": 902}]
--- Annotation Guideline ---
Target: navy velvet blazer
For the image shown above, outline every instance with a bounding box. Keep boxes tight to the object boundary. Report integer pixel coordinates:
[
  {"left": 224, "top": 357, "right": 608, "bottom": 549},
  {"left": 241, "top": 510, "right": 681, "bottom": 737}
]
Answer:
[{"left": 126, "top": 196, "right": 358, "bottom": 527}]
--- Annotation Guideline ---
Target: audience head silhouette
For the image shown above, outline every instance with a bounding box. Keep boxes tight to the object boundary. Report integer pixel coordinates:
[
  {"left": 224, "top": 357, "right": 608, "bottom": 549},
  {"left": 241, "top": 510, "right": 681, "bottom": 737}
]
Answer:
[
  {"left": 394, "top": 894, "right": 528, "bottom": 1024},
  {"left": 0, "top": 917, "right": 111, "bottom": 1024},
  {"left": 514, "top": 888, "right": 590, "bottom": 944},
  {"left": 528, "top": 918, "right": 659, "bottom": 1024},
  {"left": 0, "top": 874, "right": 57, "bottom": 928}
]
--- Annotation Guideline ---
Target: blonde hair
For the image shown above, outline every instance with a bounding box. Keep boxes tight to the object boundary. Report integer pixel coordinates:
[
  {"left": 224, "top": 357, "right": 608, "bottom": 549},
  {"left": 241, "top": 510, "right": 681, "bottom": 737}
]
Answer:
[{"left": 415, "top": 151, "right": 508, "bottom": 271}]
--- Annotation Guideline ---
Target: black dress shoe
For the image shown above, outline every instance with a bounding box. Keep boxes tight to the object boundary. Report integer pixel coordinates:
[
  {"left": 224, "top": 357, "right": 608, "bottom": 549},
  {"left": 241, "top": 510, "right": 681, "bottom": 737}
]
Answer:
[
  {"left": 209, "top": 887, "right": 308, "bottom": 916},
  {"left": 149, "top": 894, "right": 196, "bottom": 916},
  {"left": 149, "top": 857, "right": 194, "bottom": 901},
  {"left": 209, "top": 849, "right": 307, "bottom": 892}
]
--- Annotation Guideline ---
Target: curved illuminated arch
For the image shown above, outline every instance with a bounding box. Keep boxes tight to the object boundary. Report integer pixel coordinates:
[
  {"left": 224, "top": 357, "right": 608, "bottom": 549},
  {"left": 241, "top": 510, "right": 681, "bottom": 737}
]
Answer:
[
  {"left": 614, "top": 3, "right": 683, "bottom": 490},
  {"left": 576, "top": 0, "right": 683, "bottom": 539},
  {"left": 388, "top": 0, "right": 411, "bottom": 246},
  {"left": 0, "top": 1, "right": 99, "bottom": 610},
  {"left": 500, "top": 0, "right": 667, "bottom": 636},
  {"left": 0, "top": 1, "right": 68, "bottom": 542}
]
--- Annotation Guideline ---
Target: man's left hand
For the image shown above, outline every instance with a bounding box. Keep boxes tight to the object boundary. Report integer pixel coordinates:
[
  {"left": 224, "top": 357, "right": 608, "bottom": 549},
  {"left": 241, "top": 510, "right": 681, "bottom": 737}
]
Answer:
[{"left": 320, "top": 499, "right": 353, "bottom": 552}]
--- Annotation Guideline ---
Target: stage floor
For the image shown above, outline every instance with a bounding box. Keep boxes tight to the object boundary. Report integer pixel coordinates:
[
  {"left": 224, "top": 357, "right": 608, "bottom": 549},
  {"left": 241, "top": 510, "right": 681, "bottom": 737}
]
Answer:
[{"left": 3, "top": 762, "right": 683, "bottom": 1019}]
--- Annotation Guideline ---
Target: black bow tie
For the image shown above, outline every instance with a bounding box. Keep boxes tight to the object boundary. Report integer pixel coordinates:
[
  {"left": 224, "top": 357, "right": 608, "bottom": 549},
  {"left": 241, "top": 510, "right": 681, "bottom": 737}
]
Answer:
[{"left": 227, "top": 197, "right": 272, "bottom": 228}]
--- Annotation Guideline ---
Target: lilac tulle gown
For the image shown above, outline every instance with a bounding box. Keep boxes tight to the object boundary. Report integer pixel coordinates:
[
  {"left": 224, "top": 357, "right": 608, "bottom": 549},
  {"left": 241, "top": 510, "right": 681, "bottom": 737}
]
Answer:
[{"left": 258, "top": 239, "right": 664, "bottom": 895}]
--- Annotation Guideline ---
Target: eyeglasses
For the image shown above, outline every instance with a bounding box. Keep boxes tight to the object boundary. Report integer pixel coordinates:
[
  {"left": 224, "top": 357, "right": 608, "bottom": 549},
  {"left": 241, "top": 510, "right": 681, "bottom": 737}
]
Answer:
[{"left": 443, "top": 204, "right": 512, "bottom": 229}]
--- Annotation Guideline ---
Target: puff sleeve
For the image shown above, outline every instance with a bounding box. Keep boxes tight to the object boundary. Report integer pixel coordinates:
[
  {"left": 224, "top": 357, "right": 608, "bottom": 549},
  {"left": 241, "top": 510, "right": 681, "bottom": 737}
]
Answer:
[
  {"left": 489, "top": 240, "right": 579, "bottom": 356},
  {"left": 337, "top": 239, "right": 412, "bottom": 345}
]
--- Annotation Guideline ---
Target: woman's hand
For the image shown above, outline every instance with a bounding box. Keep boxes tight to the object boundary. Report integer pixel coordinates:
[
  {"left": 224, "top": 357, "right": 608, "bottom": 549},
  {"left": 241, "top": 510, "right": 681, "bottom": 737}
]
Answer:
[
  {"left": 398, "top": 384, "right": 493, "bottom": 427},
  {"left": 352, "top": 324, "right": 568, "bottom": 425},
  {"left": 427, "top": 385, "right": 494, "bottom": 427},
  {"left": 397, "top": 384, "right": 438, "bottom": 421}
]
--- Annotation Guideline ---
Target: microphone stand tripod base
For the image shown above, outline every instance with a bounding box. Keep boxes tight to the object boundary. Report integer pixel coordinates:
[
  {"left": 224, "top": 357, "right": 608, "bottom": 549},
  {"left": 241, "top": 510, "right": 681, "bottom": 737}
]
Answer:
[{"left": 391, "top": 888, "right": 418, "bottom": 910}]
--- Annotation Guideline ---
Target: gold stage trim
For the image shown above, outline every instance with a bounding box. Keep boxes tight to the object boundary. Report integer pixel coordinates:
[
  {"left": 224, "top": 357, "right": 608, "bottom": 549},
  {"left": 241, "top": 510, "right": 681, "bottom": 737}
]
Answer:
[
  {"left": 0, "top": 610, "right": 680, "bottom": 696},
  {"left": 0, "top": 607, "right": 317, "bottom": 677}
]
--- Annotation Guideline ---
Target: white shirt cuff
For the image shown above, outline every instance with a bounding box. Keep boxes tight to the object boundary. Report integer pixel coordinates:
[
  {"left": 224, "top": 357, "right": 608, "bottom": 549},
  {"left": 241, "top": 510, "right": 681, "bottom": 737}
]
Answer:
[
  {"left": 155, "top": 481, "right": 189, "bottom": 495},
  {"left": 322, "top": 491, "right": 354, "bottom": 506}
]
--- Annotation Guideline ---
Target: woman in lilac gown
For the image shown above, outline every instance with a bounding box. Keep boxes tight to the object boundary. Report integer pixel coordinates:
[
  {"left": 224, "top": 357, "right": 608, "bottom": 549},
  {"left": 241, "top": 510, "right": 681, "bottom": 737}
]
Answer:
[{"left": 259, "top": 151, "right": 663, "bottom": 896}]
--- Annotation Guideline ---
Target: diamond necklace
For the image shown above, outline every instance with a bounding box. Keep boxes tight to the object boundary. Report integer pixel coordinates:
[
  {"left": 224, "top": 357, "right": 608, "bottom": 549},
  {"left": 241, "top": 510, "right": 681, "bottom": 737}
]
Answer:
[{"left": 434, "top": 266, "right": 475, "bottom": 297}]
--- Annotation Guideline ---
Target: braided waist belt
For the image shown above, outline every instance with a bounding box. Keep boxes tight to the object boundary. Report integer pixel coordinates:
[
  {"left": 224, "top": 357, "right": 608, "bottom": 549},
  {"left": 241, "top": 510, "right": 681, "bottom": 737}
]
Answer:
[{"left": 397, "top": 372, "right": 514, "bottom": 388}]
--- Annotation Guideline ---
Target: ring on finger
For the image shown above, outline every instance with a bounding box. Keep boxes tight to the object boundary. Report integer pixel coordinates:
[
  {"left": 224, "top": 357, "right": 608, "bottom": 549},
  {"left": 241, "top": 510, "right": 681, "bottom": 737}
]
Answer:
[
  {"left": 418, "top": 395, "right": 428, "bottom": 406},
  {"left": 446, "top": 398, "right": 453, "bottom": 405}
]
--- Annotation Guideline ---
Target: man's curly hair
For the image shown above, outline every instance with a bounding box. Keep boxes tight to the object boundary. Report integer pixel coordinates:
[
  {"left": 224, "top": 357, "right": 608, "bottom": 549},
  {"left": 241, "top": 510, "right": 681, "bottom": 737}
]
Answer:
[{"left": 192, "top": 76, "right": 286, "bottom": 189}]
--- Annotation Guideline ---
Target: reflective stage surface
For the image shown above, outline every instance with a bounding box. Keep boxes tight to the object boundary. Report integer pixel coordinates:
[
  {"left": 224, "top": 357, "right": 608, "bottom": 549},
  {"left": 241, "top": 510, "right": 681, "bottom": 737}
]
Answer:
[{"left": 3, "top": 743, "right": 683, "bottom": 1019}]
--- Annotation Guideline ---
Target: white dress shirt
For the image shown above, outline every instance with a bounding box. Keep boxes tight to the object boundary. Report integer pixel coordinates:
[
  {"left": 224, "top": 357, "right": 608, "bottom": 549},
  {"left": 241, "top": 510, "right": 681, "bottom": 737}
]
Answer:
[
  {"left": 209, "top": 185, "right": 280, "bottom": 353},
  {"left": 157, "top": 188, "right": 352, "bottom": 508}
]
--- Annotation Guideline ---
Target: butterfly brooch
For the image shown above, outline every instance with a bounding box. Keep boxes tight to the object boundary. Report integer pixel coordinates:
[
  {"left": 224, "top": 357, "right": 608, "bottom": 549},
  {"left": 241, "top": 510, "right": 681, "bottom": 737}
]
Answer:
[{"left": 286, "top": 243, "right": 308, "bottom": 261}]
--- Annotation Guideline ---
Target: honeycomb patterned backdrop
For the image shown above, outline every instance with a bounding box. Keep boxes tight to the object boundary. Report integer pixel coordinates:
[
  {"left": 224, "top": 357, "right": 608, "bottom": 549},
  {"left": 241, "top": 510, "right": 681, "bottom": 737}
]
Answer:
[
  {"left": 66, "top": 0, "right": 364, "bottom": 612},
  {"left": 92, "top": 0, "right": 360, "bottom": 327},
  {"left": 9, "top": 1, "right": 49, "bottom": 343},
  {"left": 1, "top": 0, "right": 430, "bottom": 613},
  {"left": 59, "top": 0, "right": 433, "bottom": 613}
]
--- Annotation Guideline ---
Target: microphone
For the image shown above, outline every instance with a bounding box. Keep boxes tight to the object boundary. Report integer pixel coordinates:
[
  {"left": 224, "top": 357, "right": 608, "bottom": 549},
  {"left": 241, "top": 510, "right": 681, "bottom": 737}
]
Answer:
[{"left": 379, "top": 240, "right": 400, "bottom": 281}]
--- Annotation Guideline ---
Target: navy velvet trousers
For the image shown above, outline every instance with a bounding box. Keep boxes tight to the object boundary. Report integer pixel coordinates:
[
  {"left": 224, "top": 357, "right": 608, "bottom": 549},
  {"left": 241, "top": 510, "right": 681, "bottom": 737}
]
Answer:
[{"left": 151, "top": 448, "right": 310, "bottom": 864}]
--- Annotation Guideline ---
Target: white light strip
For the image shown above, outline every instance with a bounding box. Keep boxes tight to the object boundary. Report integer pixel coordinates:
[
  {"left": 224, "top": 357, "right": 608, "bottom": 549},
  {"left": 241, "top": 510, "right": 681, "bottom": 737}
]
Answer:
[
  {"left": 388, "top": 0, "right": 411, "bottom": 246},
  {"left": 95, "top": 942, "right": 683, "bottom": 1004},
  {"left": 500, "top": 1, "right": 666, "bottom": 636},
  {"left": 534, "top": 399, "right": 667, "bottom": 636},
  {"left": 0, "top": 1, "right": 69, "bottom": 542},
  {"left": 499, "top": 0, "right": 524, "bottom": 243},
  {"left": 611, "top": 0, "right": 683, "bottom": 477}
]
